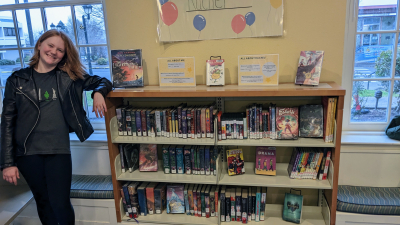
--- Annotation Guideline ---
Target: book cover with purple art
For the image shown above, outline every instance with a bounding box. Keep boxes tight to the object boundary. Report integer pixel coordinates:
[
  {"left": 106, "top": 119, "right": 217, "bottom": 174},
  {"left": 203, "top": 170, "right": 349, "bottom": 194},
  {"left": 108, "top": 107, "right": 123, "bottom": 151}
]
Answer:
[
  {"left": 275, "top": 107, "right": 299, "bottom": 140},
  {"left": 167, "top": 184, "right": 185, "bottom": 214},
  {"left": 111, "top": 49, "right": 143, "bottom": 88},
  {"left": 295, "top": 51, "right": 324, "bottom": 86},
  {"left": 139, "top": 144, "right": 158, "bottom": 171},
  {"left": 255, "top": 147, "right": 276, "bottom": 176}
]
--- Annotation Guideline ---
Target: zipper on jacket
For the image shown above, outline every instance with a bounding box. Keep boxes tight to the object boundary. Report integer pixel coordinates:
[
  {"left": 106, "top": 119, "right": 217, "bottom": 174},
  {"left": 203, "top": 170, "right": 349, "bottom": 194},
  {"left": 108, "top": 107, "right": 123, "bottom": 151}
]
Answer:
[
  {"left": 16, "top": 88, "right": 40, "bottom": 155},
  {"left": 69, "top": 90, "right": 86, "bottom": 141}
]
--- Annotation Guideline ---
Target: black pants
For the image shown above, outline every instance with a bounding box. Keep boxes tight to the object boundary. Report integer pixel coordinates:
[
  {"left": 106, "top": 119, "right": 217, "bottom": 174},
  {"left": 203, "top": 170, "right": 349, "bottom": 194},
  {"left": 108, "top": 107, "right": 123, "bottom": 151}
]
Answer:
[{"left": 17, "top": 154, "right": 75, "bottom": 225}]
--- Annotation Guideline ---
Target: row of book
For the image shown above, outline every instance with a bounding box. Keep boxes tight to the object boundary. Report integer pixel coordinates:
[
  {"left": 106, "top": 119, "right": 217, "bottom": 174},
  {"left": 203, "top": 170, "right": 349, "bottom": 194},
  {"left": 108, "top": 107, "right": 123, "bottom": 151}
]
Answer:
[
  {"left": 121, "top": 182, "right": 220, "bottom": 219},
  {"left": 287, "top": 147, "right": 331, "bottom": 180},
  {"left": 162, "top": 145, "right": 220, "bottom": 175},
  {"left": 322, "top": 97, "right": 337, "bottom": 143},
  {"left": 116, "top": 103, "right": 217, "bottom": 139}
]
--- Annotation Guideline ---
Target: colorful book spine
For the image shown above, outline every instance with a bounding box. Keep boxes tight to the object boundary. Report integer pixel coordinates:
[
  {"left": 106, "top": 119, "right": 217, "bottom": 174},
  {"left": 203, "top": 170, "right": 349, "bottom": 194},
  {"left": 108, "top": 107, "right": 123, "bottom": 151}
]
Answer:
[
  {"left": 215, "top": 185, "right": 219, "bottom": 216},
  {"left": 236, "top": 187, "right": 242, "bottom": 221},
  {"left": 205, "top": 185, "right": 210, "bottom": 218},
  {"left": 188, "top": 184, "right": 194, "bottom": 215},
  {"left": 191, "top": 108, "right": 196, "bottom": 139},
  {"left": 131, "top": 110, "right": 137, "bottom": 136},
  {"left": 231, "top": 188, "right": 236, "bottom": 221},
  {"left": 136, "top": 110, "right": 142, "bottom": 136},
  {"left": 184, "top": 184, "right": 190, "bottom": 215},
  {"left": 242, "top": 189, "right": 248, "bottom": 224},
  {"left": 155, "top": 110, "right": 161, "bottom": 136},
  {"left": 178, "top": 106, "right": 182, "bottom": 138},
  {"left": 255, "top": 187, "right": 261, "bottom": 222},
  {"left": 184, "top": 146, "right": 192, "bottom": 174},
  {"left": 176, "top": 145, "right": 184, "bottom": 174},
  {"left": 193, "top": 184, "right": 198, "bottom": 216},
  {"left": 205, "top": 146, "right": 211, "bottom": 175},
  {"left": 122, "top": 184, "right": 134, "bottom": 218},
  {"left": 169, "top": 145, "right": 177, "bottom": 174},
  {"left": 196, "top": 108, "right": 201, "bottom": 138},
  {"left": 201, "top": 107, "right": 206, "bottom": 138},
  {"left": 260, "top": 187, "right": 266, "bottom": 221},
  {"left": 197, "top": 184, "right": 202, "bottom": 217},
  {"left": 201, "top": 186, "right": 206, "bottom": 217},
  {"left": 322, "top": 151, "right": 332, "bottom": 180},
  {"left": 138, "top": 183, "right": 148, "bottom": 216},
  {"left": 210, "top": 105, "right": 215, "bottom": 139},
  {"left": 206, "top": 107, "right": 211, "bottom": 138},
  {"left": 191, "top": 146, "right": 197, "bottom": 175},
  {"left": 162, "top": 145, "right": 170, "bottom": 174},
  {"left": 182, "top": 109, "right": 187, "bottom": 139},
  {"left": 146, "top": 183, "right": 156, "bottom": 215}
]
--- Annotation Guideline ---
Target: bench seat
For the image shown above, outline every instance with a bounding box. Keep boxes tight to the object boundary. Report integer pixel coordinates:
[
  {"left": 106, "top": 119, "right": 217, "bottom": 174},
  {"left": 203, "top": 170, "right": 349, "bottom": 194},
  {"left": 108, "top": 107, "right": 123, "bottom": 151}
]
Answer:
[
  {"left": 337, "top": 185, "right": 400, "bottom": 215},
  {"left": 70, "top": 175, "right": 114, "bottom": 199}
]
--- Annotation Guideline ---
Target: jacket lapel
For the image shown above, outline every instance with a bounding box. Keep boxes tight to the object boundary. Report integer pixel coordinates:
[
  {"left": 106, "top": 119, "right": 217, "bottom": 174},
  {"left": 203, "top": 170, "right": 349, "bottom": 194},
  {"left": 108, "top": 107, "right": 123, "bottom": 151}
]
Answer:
[
  {"left": 15, "top": 68, "right": 39, "bottom": 107},
  {"left": 56, "top": 70, "right": 72, "bottom": 103}
]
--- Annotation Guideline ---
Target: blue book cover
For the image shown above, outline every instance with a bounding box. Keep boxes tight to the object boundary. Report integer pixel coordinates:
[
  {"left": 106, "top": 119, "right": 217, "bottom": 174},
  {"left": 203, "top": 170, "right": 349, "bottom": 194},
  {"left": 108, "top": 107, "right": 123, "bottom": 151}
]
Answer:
[
  {"left": 255, "top": 187, "right": 261, "bottom": 222},
  {"left": 213, "top": 146, "right": 218, "bottom": 176},
  {"left": 199, "top": 146, "right": 205, "bottom": 175},
  {"left": 122, "top": 184, "right": 134, "bottom": 218},
  {"left": 137, "top": 182, "right": 149, "bottom": 216},
  {"left": 169, "top": 145, "right": 177, "bottom": 174},
  {"left": 167, "top": 185, "right": 185, "bottom": 214},
  {"left": 210, "top": 147, "right": 214, "bottom": 175},
  {"left": 196, "top": 146, "right": 201, "bottom": 174},
  {"left": 136, "top": 110, "right": 142, "bottom": 136},
  {"left": 184, "top": 146, "right": 192, "bottom": 174},
  {"left": 176, "top": 145, "right": 184, "bottom": 174},
  {"left": 205, "top": 146, "right": 211, "bottom": 175},
  {"left": 282, "top": 193, "right": 303, "bottom": 224}
]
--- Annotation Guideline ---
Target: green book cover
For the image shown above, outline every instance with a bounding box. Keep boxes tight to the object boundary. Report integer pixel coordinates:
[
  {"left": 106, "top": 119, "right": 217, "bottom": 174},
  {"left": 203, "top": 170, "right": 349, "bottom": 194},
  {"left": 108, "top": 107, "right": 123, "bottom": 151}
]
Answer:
[{"left": 282, "top": 193, "right": 303, "bottom": 224}]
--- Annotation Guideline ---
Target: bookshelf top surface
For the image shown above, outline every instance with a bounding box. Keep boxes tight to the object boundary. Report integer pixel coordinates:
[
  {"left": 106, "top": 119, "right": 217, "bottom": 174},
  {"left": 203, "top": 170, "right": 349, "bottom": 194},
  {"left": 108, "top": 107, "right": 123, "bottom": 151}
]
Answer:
[{"left": 108, "top": 82, "right": 345, "bottom": 98}]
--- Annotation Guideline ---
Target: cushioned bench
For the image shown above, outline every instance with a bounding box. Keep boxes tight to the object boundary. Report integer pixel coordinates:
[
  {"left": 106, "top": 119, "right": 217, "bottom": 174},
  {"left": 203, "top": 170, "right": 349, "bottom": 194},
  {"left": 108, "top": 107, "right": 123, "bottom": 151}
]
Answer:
[
  {"left": 337, "top": 185, "right": 400, "bottom": 215},
  {"left": 70, "top": 175, "right": 114, "bottom": 199}
]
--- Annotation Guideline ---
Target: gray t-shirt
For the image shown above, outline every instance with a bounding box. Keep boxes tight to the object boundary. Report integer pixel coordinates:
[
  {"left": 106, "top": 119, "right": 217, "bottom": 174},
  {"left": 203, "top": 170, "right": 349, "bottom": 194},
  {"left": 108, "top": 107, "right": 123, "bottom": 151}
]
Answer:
[{"left": 24, "top": 68, "right": 70, "bottom": 155}]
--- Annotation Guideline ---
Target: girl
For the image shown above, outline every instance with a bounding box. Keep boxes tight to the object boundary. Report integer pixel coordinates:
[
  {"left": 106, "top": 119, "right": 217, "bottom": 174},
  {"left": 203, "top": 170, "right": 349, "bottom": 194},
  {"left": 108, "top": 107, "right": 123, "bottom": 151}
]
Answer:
[{"left": 1, "top": 30, "right": 112, "bottom": 224}]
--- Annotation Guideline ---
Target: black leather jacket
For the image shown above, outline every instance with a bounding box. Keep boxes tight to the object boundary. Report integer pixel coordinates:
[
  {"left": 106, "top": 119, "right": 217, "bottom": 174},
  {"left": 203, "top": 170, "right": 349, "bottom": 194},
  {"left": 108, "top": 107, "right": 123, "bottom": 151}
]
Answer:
[{"left": 0, "top": 67, "right": 112, "bottom": 170}]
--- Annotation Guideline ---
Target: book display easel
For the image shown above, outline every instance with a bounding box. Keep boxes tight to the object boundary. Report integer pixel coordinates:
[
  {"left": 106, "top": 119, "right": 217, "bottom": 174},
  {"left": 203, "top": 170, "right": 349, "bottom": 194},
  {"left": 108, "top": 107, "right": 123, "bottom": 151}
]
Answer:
[{"left": 105, "top": 82, "right": 345, "bottom": 225}]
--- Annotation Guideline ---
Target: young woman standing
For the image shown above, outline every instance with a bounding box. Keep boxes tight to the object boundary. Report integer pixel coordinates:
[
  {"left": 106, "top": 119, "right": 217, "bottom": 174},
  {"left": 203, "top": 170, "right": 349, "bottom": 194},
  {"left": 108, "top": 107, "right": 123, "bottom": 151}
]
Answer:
[{"left": 1, "top": 30, "right": 112, "bottom": 225}]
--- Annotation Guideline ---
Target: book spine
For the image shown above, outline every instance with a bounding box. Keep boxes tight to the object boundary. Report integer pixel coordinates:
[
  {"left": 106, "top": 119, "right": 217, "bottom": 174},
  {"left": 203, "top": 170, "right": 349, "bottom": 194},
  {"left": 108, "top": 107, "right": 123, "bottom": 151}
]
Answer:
[
  {"left": 176, "top": 147, "right": 184, "bottom": 174},
  {"left": 197, "top": 109, "right": 201, "bottom": 138},
  {"left": 191, "top": 108, "right": 196, "bottom": 139},
  {"left": 206, "top": 107, "right": 211, "bottom": 138},
  {"left": 215, "top": 188, "right": 219, "bottom": 217},
  {"left": 255, "top": 192, "right": 260, "bottom": 222},
  {"left": 178, "top": 107, "right": 182, "bottom": 137},
  {"left": 193, "top": 188, "right": 198, "bottom": 216},
  {"left": 225, "top": 194, "right": 231, "bottom": 222},
  {"left": 182, "top": 110, "right": 187, "bottom": 139},
  {"left": 205, "top": 147, "right": 210, "bottom": 175},
  {"left": 322, "top": 151, "right": 332, "bottom": 180},
  {"left": 155, "top": 110, "right": 161, "bottom": 136},
  {"left": 213, "top": 147, "right": 218, "bottom": 176},
  {"left": 205, "top": 190, "right": 210, "bottom": 218},
  {"left": 123, "top": 186, "right": 134, "bottom": 218},
  {"left": 187, "top": 110, "right": 191, "bottom": 138},
  {"left": 236, "top": 195, "right": 241, "bottom": 221},
  {"left": 146, "top": 187, "right": 155, "bottom": 214},
  {"left": 210, "top": 106, "right": 214, "bottom": 138},
  {"left": 222, "top": 119, "right": 226, "bottom": 140},
  {"left": 230, "top": 194, "right": 235, "bottom": 221},
  {"left": 119, "top": 144, "right": 126, "bottom": 173},
  {"left": 199, "top": 147, "right": 205, "bottom": 175},
  {"left": 146, "top": 110, "right": 152, "bottom": 137},
  {"left": 169, "top": 147, "right": 177, "bottom": 174},
  {"left": 196, "top": 147, "right": 201, "bottom": 175},
  {"left": 210, "top": 191, "right": 215, "bottom": 217},
  {"left": 175, "top": 112, "right": 179, "bottom": 138},
  {"left": 149, "top": 112, "right": 155, "bottom": 137},
  {"left": 154, "top": 188, "right": 161, "bottom": 214},
  {"left": 126, "top": 110, "right": 132, "bottom": 136},
  {"left": 138, "top": 188, "right": 147, "bottom": 216},
  {"left": 116, "top": 108, "right": 123, "bottom": 136},
  {"left": 189, "top": 187, "right": 194, "bottom": 215},
  {"left": 248, "top": 192, "right": 252, "bottom": 222},
  {"left": 140, "top": 110, "right": 146, "bottom": 137},
  {"left": 260, "top": 190, "right": 266, "bottom": 221},
  {"left": 242, "top": 196, "right": 247, "bottom": 224},
  {"left": 220, "top": 192, "right": 225, "bottom": 221},
  {"left": 131, "top": 110, "right": 137, "bottom": 136},
  {"left": 162, "top": 146, "right": 170, "bottom": 173},
  {"left": 163, "top": 110, "right": 167, "bottom": 137},
  {"left": 218, "top": 112, "right": 222, "bottom": 140},
  {"left": 184, "top": 148, "right": 191, "bottom": 174},
  {"left": 201, "top": 108, "right": 206, "bottom": 138},
  {"left": 191, "top": 147, "right": 197, "bottom": 175},
  {"left": 184, "top": 187, "right": 190, "bottom": 215},
  {"left": 201, "top": 191, "right": 205, "bottom": 217}
]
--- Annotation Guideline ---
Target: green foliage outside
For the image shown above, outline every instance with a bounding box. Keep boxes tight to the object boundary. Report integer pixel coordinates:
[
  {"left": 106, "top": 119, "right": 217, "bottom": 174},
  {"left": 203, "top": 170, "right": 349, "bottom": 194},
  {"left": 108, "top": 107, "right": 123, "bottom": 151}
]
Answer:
[
  {"left": 0, "top": 59, "right": 16, "bottom": 65},
  {"left": 375, "top": 50, "right": 400, "bottom": 112},
  {"left": 16, "top": 55, "right": 31, "bottom": 63},
  {"left": 86, "top": 91, "right": 93, "bottom": 107},
  {"left": 97, "top": 58, "right": 108, "bottom": 65}
]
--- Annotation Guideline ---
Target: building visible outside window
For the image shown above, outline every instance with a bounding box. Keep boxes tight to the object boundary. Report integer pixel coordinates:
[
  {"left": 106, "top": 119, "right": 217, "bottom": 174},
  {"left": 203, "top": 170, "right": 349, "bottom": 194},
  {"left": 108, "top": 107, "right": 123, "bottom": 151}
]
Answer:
[
  {"left": 343, "top": 0, "right": 400, "bottom": 131},
  {"left": 0, "top": 0, "right": 111, "bottom": 130}
]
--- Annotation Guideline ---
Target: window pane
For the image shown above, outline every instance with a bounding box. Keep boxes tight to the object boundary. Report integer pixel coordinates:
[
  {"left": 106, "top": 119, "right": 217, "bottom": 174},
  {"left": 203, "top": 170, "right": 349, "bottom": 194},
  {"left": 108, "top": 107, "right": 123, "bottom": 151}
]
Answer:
[
  {"left": 358, "top": 1, "right": 397, "bottom": 31},
  {"left": 396, "top": 35, "right": 400, "bottom": 78},
  {"left": 0, "top": 0, "right": 16, "bottom": 6},
  {"left": 18, "top": 0, "right": 43, "bottom": 3},
  {"left": 45, "top": 6, "right": 76, "bottom": 44},
  {"left": 351, "top": 81, "right": 390, "bottom": 123},
  {"left": 74, "top": 4, "right": 107, "bottom": 45},
  {"left": 16, "top": 8, "right": 44, "bottom": 48},
  {"left": 21, "top": 49, "right": 34, "bottom": 68},
  {"left": 79, "top": 46, "right": 110, "bottom": 80},
  {"left": 391, "top": 80, "right": 400, "bottom": 120},
  {"left": 354, "top": 33, "right": 395, "bottom": 79},
  {"left": 0, "top": 50, "right": 20, "bottom": 86},
  {"left": 0, "top": 11, "right": 18, "bottom": 49}
]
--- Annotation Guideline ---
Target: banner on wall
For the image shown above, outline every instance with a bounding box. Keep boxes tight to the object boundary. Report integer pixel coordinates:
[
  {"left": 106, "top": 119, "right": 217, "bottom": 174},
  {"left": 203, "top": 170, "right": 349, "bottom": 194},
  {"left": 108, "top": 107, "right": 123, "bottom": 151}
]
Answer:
[{"left": 157, "top": 0, "right": 283, "bottom": 42}]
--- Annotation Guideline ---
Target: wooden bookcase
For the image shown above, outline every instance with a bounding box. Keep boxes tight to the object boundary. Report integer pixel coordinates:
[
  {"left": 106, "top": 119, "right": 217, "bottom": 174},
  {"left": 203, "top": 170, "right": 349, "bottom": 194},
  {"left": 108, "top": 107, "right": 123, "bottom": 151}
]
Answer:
[{"left": 104, "top": 82, "right": 345, "bottom": 225}]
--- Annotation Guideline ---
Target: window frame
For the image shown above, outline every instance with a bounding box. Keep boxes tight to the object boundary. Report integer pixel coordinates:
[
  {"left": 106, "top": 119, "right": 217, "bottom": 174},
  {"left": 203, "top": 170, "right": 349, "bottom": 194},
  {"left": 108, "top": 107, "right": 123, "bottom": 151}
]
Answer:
[
  {"left": 342, "top": 0, "right": 400, "bottom": 131},
  {"left": 0, "top": 0, "right": 112, "bottom": 130}
]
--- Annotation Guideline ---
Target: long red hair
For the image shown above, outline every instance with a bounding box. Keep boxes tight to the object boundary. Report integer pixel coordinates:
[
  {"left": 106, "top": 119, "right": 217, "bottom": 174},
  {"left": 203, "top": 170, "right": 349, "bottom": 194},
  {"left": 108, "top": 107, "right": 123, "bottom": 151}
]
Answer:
[{"left": 29, "top": 30, "right": 86, "bottom": 80}]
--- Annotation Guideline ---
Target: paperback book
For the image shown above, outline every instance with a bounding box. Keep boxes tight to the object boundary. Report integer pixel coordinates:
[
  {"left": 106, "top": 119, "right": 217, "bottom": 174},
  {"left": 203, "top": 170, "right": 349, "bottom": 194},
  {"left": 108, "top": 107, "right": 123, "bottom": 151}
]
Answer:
[
  {"left": 139, "top": 144, "right": 158, "bottom": 171},
  {"left": 282, "top": 193, "right": 303, "bottom": 224},
  {"left": 295, "top": 51, "right": 324, "bottom": 86},
  {"left": 226, "top": 149, "right": 245, "bottom": 176},
  {"left": 111, "top": 49, "right": 143, "bottom": 87},
  {"left": 167, "top": 185, "right": 185, "bottom": 214},
  {"left": 255, "top": 147, "right": 276, "bottom": 176},
  {"left": 276, "top": 107, "right": 299, "bottom": 140},
  {"left": 299, "top": 105, "right": 323, "bottom": 138}
]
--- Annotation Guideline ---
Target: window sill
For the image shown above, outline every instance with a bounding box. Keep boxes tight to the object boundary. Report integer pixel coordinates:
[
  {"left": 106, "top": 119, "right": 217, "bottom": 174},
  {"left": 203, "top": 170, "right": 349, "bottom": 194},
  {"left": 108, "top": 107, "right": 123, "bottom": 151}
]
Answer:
[
  {"left": 69, "top": 131, "right": 108, "bottom": 143},
  {"left": 341, "top": 131, "right": 400, "bottom": 146}
]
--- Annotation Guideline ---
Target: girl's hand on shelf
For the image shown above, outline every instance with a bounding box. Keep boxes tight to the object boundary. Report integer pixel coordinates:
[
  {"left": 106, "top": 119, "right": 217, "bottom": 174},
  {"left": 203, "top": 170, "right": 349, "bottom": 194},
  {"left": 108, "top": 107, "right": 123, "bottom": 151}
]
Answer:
[{"left": 93, "top": 92, "right": 107, "bottom": 118}]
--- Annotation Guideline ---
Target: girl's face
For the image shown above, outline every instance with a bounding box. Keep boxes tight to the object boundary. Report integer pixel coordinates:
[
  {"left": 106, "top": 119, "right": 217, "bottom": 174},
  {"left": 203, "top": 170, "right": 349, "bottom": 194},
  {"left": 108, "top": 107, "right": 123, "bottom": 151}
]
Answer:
[{"left": 38, "top": 35, "right": 65, "bottom": 69}]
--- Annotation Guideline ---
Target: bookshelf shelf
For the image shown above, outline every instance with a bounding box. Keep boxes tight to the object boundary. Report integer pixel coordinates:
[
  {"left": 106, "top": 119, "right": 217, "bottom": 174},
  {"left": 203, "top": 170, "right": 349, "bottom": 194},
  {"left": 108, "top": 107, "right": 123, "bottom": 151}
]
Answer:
[
  {"left": 105, "top": 82, "right": 345, "bottom": 225},
  {"left": 115, "top": 157, "right": 218, "bottom": 185},
  {"left": 217, "top": 138, "right": 335, "bottom": 148},
  {"left": 218, "top": 162, "right": 332, "bottom": 189}
]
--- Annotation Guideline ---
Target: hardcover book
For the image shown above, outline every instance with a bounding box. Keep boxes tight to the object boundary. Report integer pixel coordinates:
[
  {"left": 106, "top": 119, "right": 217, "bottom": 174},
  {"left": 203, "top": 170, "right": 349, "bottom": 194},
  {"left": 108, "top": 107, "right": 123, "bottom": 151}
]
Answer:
[
  {"left": 205, "top": 146, "right": 211, "bottom": 175},
  {"left": 184, "top": 146, "right": 192, "bottom": 174},
  {"left": 137, "top": 182, "right": 149, "bottom": 216},
  {"left": 167, "top": 184, "right": 185, "bottom": 214},
  {"left": 111, "top": 49, "right": 143, "bottom": 87},
  {"left": 169, "top": 145, "right": 177, "bottom": 174},
  {"left": 295, "top": 51, "right": 324, "bottom": 86},
  {"left": 276, "top": 107, "right": 299, "bottom": 140},
  {"left": 199, "top": 146, "right": 205, "bottom": 175},
  {"left": 282, "top": 193, "right": 303, "bottom": 224},
  {"left": 162, "top": 145, "right": 170, "bottom": 174},
  {"left": 299, "top": 105, "right": 324, "bottom": 137},
  {"left": 154, "top": 183, "right": 167, "bottom": 214},
  {"left": 146, "top": 183, "right": 157, "bottom": 214},
  {"left": 226, "top": 149, "right": 245, "bottom": 176},
  {"left": 184, "top": 184, "right": 190, "bottom": 215},
  {"left": 139, "top": 144, "right": 158, "bottom": 171},
  {"left": 255, "top": 146, "right": 276, "bottom": 176},
  {"left": 206, "top": 59, "right": 225, "bottom": 86},
  {"left": 176, "top": 145, "right": 184, "bottom": 174}
]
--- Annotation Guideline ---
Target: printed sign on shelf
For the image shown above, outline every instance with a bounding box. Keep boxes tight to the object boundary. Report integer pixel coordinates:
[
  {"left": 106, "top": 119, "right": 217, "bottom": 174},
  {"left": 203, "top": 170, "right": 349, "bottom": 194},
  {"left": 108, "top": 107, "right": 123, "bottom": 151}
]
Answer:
[
  {"left": 238, "top": 54, "right": 279, "bottom": 86},
  {"left": 158, "top": 57, "right": 196, "bottom": 87}
]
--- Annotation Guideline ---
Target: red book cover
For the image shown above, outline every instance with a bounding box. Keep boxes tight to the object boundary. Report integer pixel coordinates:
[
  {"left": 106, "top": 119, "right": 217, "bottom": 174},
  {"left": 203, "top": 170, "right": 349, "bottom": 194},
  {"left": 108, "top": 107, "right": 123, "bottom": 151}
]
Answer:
[
  {"left": 139, "top": 144, "right": 158, "bottom": 171},
  {"left": 146, "top": 183, "right": 157, "bottom": 214},
  {"left": 275, "top": 107, "right": 299, "bottom": 140},
  {"left": 206, "top": 107, "right": 211, "bottom": 137}
]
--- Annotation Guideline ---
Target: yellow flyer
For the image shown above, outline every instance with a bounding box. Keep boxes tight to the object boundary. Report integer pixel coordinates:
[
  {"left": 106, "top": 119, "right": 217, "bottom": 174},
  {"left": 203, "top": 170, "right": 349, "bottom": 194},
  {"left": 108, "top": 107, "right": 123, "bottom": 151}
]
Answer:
[
  {"left": 238, "top": 54, "right": 279, "bottom": 86},
  {"left": 158, "top": 57, "right": 196, "bottom": 87}
]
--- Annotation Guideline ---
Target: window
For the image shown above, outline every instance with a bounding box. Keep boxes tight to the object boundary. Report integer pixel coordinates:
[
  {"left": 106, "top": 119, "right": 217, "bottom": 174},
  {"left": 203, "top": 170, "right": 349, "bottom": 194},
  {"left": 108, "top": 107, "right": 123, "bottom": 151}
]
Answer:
[
  {"left": 343, "top": 0, "right": 400, "bottom": 131},
  {"left": 0, "top": 0, "right": 111, "bottom": 130}
]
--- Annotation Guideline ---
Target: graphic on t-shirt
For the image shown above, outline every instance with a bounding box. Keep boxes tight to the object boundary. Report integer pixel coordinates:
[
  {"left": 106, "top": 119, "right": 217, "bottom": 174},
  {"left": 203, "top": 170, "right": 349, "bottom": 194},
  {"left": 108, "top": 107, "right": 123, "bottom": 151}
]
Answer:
[{"left": 38, "top": 88, "right": 57, "bottom": 102}]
